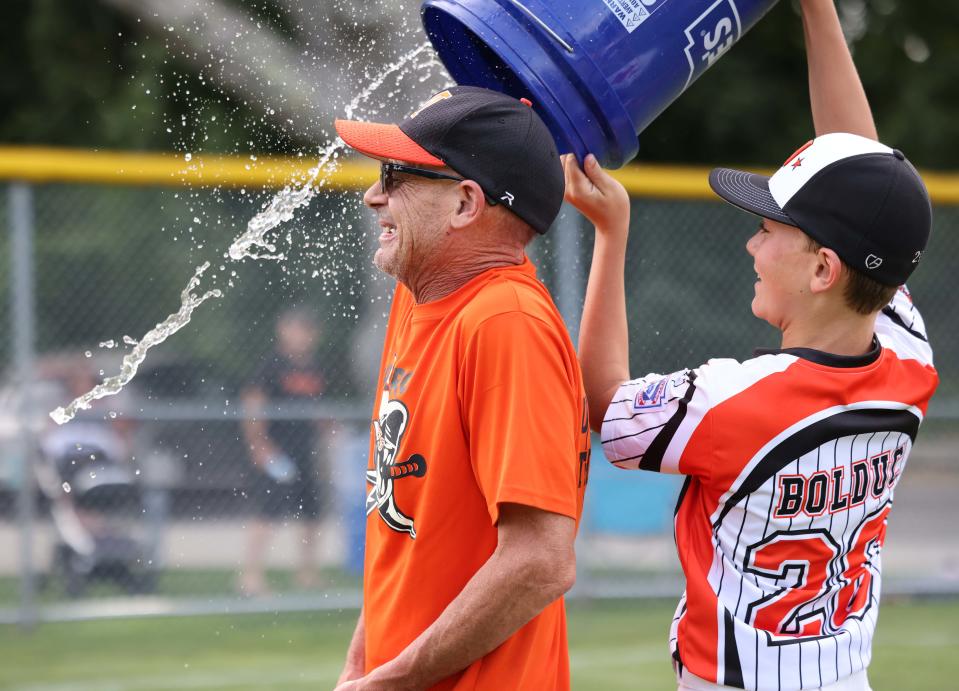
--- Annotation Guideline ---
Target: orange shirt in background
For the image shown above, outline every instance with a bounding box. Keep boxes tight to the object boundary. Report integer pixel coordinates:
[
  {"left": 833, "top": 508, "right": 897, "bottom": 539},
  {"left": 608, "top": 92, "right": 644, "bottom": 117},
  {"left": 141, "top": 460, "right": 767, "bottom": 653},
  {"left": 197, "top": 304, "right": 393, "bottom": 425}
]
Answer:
[{"left": 363, "top": 257, "right": 590, "bottom": 690}]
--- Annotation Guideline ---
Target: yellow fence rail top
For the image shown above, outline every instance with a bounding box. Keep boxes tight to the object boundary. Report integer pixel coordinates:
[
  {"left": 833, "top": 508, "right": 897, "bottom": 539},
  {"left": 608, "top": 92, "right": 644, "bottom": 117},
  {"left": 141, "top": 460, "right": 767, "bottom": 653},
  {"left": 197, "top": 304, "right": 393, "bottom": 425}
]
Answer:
[{"left": 1, "top": 146, "right": 958, "bottom": 204}]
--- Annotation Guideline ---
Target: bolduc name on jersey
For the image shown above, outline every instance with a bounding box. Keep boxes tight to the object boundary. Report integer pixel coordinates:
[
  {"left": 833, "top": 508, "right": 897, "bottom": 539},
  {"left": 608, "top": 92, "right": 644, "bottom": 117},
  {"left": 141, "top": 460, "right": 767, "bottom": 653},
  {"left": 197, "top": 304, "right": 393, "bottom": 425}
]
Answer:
[{"left": 773, "top": 445, "right": 906, "bottom": 519}]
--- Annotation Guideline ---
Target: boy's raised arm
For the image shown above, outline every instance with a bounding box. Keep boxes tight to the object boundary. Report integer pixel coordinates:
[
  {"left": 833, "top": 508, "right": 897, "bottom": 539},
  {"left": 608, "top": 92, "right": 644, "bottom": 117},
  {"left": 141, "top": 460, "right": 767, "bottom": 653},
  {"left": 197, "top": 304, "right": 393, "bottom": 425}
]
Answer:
[
  {"left": 564, "top": 154, "right": 632, "bottom": 432},
  {"left": 801, "top": 0, "right": 878, "bottom": 139}
]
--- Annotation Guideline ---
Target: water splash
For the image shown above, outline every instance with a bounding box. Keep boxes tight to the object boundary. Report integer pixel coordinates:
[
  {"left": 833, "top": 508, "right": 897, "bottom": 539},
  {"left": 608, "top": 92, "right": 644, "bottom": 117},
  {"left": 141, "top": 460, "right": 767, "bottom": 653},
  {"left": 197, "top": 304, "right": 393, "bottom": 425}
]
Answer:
[
  {"left": 50, "top": 42, "right": 441, "bottom": 425},
  {"left": 226, "top": 143, "right": 339, "bottom": 261},
  {"left": 50, "top": 263, "right": 222, "bottom": 424},
  {"left": 227, "top": 42, "right": 435, "bottom": 262}
]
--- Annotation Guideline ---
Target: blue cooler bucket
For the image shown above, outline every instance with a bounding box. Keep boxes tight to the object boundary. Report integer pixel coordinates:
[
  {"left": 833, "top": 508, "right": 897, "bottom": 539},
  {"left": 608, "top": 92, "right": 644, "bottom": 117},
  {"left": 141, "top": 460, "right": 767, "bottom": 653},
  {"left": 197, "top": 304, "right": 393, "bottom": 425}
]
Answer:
[{"left": 421, "top": 0, "right": 780, "bottom": 167}]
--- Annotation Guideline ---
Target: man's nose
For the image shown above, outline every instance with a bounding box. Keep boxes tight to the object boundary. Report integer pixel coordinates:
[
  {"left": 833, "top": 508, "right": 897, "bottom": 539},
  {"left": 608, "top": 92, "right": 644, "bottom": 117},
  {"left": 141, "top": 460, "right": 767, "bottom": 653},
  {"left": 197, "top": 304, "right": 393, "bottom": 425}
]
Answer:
[{"left": 363, "top": 180, "right": 385, "bottom": 208}]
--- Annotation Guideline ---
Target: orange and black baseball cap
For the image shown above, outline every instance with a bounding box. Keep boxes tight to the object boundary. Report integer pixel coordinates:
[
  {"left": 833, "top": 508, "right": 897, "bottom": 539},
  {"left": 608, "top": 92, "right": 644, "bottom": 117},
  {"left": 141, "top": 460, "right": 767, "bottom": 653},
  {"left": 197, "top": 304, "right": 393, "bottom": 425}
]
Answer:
[{"left": 335, "top": 86, "right": 564, "bottom": 234}]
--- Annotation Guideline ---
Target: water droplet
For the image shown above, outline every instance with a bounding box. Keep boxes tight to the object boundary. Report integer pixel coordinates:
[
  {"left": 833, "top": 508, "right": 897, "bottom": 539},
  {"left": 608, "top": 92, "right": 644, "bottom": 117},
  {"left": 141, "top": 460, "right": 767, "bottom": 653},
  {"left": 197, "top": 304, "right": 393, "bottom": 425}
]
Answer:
[{"left": 62, "top": 482, "right": 71, "bottom": 493}]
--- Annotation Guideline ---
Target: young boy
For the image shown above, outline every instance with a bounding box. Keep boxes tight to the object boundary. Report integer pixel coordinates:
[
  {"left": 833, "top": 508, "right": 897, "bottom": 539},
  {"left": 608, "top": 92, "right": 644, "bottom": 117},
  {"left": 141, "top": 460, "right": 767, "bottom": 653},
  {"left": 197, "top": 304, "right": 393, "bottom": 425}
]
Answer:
[{"left": 565, "top": 2, "right": 937, "bottom": 689}]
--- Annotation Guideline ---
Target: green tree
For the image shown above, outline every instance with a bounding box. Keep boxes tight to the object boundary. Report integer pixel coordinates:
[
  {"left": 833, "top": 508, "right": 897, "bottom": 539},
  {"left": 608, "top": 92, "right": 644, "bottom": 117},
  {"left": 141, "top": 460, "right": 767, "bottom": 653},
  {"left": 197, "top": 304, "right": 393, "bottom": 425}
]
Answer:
[{"left": 640, "top": 1, "right": 959, "bottom": 168}]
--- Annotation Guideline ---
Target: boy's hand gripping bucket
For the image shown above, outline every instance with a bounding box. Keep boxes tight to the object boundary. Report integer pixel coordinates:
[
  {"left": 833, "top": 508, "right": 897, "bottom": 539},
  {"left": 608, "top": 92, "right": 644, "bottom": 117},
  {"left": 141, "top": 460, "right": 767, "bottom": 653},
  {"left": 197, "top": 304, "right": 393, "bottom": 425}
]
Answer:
[{"left": 421, "top": 0, "right": 780, "bottom": 168}]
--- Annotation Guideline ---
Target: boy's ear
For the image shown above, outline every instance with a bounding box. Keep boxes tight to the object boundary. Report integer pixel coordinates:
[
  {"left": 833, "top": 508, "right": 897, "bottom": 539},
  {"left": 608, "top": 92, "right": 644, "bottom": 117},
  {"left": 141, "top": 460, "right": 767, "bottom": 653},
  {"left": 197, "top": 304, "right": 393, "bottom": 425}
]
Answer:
[{"left": 810, "top": 246, "right": 844, "bottom": 295}]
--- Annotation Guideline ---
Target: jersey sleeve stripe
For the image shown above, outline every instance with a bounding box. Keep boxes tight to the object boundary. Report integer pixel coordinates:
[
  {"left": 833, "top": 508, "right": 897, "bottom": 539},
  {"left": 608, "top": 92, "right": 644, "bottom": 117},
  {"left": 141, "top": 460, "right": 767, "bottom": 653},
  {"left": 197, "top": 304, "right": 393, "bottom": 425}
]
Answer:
[
  {"left": 601, "top": 420, "right": 668, "bottom": 444},
  {"left": 639, "top": 372, "right": 699, "bottom": 472},
  {"left": 611, "top": 454, "right": 645, "bottom": 466}
]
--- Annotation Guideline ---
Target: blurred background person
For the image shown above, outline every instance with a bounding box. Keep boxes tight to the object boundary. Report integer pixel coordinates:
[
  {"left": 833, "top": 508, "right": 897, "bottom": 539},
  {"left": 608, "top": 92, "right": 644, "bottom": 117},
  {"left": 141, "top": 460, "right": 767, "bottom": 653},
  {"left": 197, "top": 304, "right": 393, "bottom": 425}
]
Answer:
[
  {"left": 238, "top": 307, "right": 328, "bottom": 596},
  {"left": 35, "top": 353, "right": 154, "bottom": 596}
]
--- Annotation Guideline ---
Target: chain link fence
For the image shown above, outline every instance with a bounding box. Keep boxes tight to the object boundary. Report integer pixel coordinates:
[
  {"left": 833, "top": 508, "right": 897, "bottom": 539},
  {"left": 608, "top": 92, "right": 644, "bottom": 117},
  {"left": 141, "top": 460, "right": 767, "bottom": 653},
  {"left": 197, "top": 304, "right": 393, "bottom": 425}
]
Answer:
[{"left": 2, "top": 163, "right": 957, "bottom": 624}]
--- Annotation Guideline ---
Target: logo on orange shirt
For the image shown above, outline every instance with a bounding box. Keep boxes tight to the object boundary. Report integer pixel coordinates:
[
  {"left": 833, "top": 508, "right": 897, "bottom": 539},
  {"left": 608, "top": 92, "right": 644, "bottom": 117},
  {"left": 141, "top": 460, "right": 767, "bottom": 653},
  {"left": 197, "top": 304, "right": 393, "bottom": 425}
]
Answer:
[{"left": 367, "top": 398, "right": 428, "bottom": 538}]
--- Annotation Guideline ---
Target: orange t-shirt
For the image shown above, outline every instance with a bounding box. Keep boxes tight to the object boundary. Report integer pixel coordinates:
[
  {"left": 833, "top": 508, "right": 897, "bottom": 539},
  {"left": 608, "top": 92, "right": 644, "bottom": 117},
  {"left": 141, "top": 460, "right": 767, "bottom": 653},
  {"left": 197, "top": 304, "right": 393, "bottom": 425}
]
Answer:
[{"left": 363, "top": 257, "right": 590, "bottom": 690}]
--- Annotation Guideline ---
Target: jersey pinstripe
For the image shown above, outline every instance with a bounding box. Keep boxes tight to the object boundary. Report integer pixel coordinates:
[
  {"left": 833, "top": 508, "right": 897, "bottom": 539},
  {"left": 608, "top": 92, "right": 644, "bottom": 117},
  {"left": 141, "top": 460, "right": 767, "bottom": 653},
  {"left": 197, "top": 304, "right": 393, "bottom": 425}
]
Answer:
[{"left": 602, "top": 287, "right": 938, "bottom": 691}]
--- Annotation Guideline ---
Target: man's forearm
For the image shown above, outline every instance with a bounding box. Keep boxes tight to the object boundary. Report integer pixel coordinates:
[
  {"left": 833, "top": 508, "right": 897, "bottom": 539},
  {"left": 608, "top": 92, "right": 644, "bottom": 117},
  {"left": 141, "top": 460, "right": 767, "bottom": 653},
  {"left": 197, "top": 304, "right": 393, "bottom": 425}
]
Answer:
[
  {"left": 338, "top": 607, "right": 366, "bottom": 683},
  {"left": 368, "top": 515, "right": 576, "bottom": 689},
  {"left": 241, "top": 423, "right": 275, "bottom": 467},
  {"left": 801, "top": 0, "right": 877, "bottom": 139}
]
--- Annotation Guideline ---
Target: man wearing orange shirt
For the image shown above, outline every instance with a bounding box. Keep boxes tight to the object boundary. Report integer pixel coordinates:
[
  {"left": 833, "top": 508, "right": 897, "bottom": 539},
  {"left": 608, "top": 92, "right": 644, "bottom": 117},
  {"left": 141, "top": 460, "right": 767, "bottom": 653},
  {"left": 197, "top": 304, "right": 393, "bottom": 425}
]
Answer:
[{"left": 332, "top": 86, "right": 591, "bottom": 691}]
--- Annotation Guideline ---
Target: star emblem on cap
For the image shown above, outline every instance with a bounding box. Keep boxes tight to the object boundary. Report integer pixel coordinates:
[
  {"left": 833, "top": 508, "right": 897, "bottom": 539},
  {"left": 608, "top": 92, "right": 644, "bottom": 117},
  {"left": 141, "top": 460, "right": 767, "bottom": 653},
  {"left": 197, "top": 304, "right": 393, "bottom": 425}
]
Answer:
[{"left": 791, "top": 157, "right": 804, "bottom": 170}]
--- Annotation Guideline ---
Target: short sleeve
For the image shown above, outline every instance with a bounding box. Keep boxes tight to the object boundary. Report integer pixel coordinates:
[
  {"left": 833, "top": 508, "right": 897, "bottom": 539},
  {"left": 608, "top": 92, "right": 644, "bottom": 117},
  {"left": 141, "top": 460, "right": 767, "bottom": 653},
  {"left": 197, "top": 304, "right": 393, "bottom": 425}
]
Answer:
[
  {"left": 460, "top": 312, "right": 582, "bottom": 523},
  {"left": 601, "top": 354, "right": 803, "bottom": 478},
  {"left": 601, "top": 369, "right": 707, "bottom": 475}
]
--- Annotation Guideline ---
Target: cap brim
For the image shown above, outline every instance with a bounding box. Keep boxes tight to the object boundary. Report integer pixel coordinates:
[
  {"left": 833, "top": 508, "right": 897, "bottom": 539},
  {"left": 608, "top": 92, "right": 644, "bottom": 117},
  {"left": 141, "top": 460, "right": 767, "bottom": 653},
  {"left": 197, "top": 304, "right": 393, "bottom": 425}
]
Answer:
[
  {"left": 334, "top": 119, "right": 445, "bottom": 166},
  {"left": 709, "top": 168, "right": 795, "bottom": 226}
]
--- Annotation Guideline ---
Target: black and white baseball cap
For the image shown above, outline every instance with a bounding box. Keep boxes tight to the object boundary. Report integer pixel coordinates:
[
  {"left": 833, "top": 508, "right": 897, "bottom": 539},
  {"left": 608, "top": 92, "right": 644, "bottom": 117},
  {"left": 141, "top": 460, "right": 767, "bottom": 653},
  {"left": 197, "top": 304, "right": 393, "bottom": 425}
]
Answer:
[
  {"left": 334, "top": 86, "right": 564, "bottom": 235},
  {"left": 709, "top": 132, "right": 932, "bottom": 285}
]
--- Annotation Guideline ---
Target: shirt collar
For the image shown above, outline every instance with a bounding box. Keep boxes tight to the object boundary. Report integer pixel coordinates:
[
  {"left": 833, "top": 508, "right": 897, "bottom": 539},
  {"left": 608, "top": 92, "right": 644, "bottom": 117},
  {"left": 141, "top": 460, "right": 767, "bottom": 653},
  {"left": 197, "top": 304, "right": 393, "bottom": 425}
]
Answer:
[{"left": 754, "top": 335, "right": 882, "bottom": 368}]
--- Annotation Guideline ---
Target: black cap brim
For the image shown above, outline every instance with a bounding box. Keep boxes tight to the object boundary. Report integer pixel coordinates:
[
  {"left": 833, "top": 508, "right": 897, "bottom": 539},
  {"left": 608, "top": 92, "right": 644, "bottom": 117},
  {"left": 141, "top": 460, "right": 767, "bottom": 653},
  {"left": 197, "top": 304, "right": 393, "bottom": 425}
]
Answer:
[{"left": 709, "top": 168, "right": 796, "bottom": 226}]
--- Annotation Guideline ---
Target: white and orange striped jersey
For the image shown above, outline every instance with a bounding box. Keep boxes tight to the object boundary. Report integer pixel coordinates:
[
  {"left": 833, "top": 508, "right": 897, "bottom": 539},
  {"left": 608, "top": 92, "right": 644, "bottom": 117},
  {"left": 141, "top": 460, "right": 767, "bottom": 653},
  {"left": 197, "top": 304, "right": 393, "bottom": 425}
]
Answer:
[{"left": 602, "top": 287, "right": 938, "bottom": 691}]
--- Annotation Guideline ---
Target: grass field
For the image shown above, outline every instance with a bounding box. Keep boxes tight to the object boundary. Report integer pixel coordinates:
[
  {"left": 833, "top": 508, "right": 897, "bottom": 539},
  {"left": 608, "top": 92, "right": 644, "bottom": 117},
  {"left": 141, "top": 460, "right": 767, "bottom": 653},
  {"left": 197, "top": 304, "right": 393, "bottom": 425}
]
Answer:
[{"left": 1, "top": 598, "right": 957, "bottom": 690}]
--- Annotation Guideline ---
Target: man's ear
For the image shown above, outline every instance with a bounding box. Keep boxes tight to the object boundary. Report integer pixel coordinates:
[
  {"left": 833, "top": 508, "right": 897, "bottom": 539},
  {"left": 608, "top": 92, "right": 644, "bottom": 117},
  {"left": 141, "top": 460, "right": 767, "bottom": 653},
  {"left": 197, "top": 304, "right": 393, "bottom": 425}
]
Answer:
[
  {"left": 810, "top": 246, "right": 844, "bottom": 295},
  {"left": 449, "top": 180, "right": 488, "bottom": 230}
]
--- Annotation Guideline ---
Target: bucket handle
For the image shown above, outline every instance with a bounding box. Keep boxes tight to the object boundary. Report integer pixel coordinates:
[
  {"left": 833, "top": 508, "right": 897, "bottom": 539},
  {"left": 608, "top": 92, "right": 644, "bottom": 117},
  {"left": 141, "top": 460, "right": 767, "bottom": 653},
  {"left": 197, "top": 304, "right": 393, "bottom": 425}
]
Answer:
[{"left": 507, "top": 0, "right": 574, "bottom": 54}]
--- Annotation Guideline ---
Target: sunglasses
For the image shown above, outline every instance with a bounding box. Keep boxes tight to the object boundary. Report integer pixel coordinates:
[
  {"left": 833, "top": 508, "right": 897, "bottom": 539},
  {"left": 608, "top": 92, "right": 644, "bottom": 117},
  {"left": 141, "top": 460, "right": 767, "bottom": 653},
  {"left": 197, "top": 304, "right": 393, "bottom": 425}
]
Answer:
[{"left": 379, "top": 163, "right": 498, "bottom": 205}]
